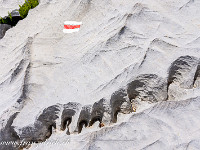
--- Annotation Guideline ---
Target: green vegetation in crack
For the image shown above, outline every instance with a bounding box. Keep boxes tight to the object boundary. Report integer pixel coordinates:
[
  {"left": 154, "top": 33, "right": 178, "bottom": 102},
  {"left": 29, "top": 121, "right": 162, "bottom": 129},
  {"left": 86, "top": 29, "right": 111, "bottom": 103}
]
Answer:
[
  {"left": 19, "top": 0, "right": 39, "bottom": 18},
  {"left": 8, "top": 12, "right": 12, "bottom": 22},
  {"left": 0, "top": 12, "right": 12, "bottom": 24},
  {"left": 0, "top": 0, "right": 39, "bottom": 25}
]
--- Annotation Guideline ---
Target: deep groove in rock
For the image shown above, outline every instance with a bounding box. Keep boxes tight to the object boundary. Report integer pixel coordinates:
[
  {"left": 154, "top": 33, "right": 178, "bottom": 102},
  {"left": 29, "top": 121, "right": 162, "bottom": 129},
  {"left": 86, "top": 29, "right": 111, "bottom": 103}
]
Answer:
[
  {"left": 89, "top": 116, "right": 102, "bottom": 127},
  {"left": 113, "top": 109, "right": 120, "bottom": 123},
  {"left": 46, "top": 123, "right": 56, "bottom": 139},
  {"left": 167, "top": 56, "right": 199, "bottom": 99},
  {"left": 0, "top": 113, "right": 20, "bottom": 150},
  {"left": 10, "top": 59, "right": 25, "bottom": 83},
  {"left": 127, "top": 74, "right": 167, "bottom": 103},
  {"left": 78, "top": 120, "right": 88, "bottom": 133},
  {"left": 193, "top": 65, "right": 200, "bottom": 87},
  {"left": 61, "top": 117, "right": 72, "bottom": 131}
]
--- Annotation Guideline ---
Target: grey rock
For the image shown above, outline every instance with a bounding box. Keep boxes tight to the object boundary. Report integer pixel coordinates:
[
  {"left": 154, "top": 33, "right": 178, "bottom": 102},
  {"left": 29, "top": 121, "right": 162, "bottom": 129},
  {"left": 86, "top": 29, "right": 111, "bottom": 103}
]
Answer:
[
  {"left": 194, "top": 64, "right": 200, "bottom": 88},
  {"left": 19, "top": 121, "right": 51, "bottom": 143},
  {"left": 77, "top": 105, "right": 92, "bottom": 133},
  {"left": 168, "top": 55, "right": 199, "bottom": 89},
  {"left": 110, "top": 89, "right": 132, "bottom": 123},
  {"left": 10, "top": 9, "right": 21, "bottom": 18},
  {"left": 89, "top": 98, "right": 110, "bottom": 126},
  {"left": 0, "top": 24, "right": 11, "bottom": 39},
  {"left": 0, "top": 113, "right": 20, "bottom": 150},
  {"left": 37, "top": 104, "right": 61, "bottom": 127},
  {"left": 85, "top": 97, "right": 200, "bottom": 150},
  {"left": 18, "top": 105, "right": 61, "bottom": 143},
  {"left": 61, "top": 102, "right": 81, "bottom": 134},
  {"left": 127, "top": 74, "right": 167, "bottom": 102},
  {"left": 10, "top": 9, "right": 22, "bottom": 26}
]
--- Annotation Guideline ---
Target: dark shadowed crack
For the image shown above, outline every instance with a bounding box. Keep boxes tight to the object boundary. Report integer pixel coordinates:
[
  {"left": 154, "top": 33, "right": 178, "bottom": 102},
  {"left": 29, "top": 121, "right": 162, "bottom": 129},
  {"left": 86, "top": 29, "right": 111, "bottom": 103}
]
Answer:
[
  {"left": 110, "top": 88, "right": 132, "bottom": 123},
  {"left": 77, "top": 105, "right": 92, "bottom": 133},
  {"left": 89, "top": 99, "right": 110, "bottom": 127},
  {"left": 193, "top": 64, "right": 200, "bottom": 87},
  {"left": 0, "top": 113, "right": 20, "bottom": 150},
  {"left": 168, "top": 55, "right": 199, "bottom": 89},
  {"left": 0, "top": 24, "right": 11, "bottom": 39},
  {"left": 61, "top": 102, "right": 81, "bottom": 134},
  {"left": 19, "top": 104, "right": 61, "bottom": 145}
]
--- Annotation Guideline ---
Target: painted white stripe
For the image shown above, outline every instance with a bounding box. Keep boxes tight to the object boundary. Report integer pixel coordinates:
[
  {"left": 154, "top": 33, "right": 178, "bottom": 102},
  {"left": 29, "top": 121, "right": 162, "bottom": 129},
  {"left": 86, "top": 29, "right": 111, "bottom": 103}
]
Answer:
[
  {"left": 64, "top": 21, "right": 82, "bottom": 25},
  {"left": 63, "top": 28, "right": 80, "bottom": 33}
]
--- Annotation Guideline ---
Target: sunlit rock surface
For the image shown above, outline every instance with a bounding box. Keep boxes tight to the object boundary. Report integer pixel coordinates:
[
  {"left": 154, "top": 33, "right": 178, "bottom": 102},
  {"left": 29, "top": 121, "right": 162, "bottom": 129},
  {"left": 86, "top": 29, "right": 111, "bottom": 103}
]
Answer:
[{"left": 0, "top": 0, "right": 200, "bottom": 149}]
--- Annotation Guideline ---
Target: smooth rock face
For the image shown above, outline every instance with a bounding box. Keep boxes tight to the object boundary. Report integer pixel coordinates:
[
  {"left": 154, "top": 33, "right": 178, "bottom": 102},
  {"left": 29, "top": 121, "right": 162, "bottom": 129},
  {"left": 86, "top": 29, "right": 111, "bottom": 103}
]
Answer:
[
  {"left": 83, "top": 97, "right": 200, "bottom": 150},
  {"left": 0, "top": 0, "right": 200, "bottom": 149},
  {"left": 0, "top": 0, "right": 23, "bottom": 17},
  {"left": 0, "top": 24, "right": 11, "bottom": 39}
]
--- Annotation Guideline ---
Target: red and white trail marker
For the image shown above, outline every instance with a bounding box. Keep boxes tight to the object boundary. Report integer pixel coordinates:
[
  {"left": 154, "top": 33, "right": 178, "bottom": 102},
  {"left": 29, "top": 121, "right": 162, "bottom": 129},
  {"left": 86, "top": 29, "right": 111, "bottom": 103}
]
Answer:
[{"left": 63, "top": 21, "right": 82, "bottom": 33}]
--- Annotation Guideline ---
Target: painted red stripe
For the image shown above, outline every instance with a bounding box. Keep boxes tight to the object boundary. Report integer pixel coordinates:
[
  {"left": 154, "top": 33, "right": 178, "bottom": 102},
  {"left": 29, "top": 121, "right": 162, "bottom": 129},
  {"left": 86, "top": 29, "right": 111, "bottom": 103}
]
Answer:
[{"left": 64, "top": 25, "right": 81, "bottom": 29}]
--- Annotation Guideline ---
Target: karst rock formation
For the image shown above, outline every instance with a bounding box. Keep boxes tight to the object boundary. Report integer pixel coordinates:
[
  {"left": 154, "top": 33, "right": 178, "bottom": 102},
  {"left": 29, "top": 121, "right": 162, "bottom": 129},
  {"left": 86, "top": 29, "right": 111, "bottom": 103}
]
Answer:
[{"left": 0, "top": 0, "right": 200, "bottom": 149}]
